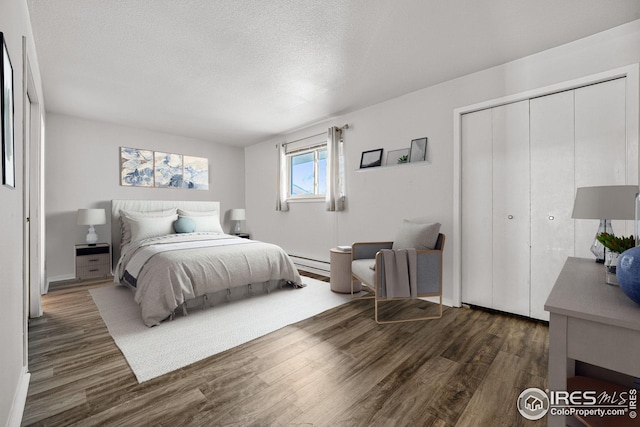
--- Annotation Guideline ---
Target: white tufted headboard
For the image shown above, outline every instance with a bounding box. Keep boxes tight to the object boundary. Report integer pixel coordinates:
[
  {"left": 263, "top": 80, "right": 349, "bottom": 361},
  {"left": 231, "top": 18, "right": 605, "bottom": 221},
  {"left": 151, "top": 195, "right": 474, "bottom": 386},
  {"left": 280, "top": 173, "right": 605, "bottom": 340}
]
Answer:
[{"left": 110, "top": 199, "right": 220, "bottom": 271}]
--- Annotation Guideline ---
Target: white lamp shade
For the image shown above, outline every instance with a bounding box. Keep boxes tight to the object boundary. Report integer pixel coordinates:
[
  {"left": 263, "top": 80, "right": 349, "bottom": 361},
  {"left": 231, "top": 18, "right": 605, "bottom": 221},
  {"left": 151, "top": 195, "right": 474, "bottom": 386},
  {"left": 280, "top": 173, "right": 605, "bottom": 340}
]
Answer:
[
  {"left": 77, "top": 208, "right": 106, "bottom": 225},
  {"left": 230, "top": 209, "right": 246, "bottom": 221},
  {"left": 571, "top": 185, "right": 639, "bottom": 220}
]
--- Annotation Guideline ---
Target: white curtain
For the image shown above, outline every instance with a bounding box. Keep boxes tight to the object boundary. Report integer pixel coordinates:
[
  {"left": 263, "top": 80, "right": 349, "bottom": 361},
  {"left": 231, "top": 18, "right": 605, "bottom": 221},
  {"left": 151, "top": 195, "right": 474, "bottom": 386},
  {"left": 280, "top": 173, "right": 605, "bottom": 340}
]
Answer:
[
  {"left": 275, "top": 143, "right": 289, "bottom": 211},
  {"left": 326, "top": 126, "right": 345, "bottom": 211}
]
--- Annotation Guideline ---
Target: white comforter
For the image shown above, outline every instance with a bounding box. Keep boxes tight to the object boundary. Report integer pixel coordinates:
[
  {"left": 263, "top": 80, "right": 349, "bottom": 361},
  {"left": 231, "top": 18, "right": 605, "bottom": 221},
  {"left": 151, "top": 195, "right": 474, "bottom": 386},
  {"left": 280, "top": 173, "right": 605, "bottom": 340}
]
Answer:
[{"left": 117, "top": 233, "right": 302, "bottom": 326}]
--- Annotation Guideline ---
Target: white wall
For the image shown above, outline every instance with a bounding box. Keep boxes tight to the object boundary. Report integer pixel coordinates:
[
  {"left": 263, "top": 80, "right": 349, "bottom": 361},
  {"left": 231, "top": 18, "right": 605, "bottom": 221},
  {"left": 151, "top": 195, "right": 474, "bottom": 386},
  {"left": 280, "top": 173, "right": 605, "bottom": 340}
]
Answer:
[
  {"left": 245, "top": 19, "right": 640, "bottom": 305},
  {"left": 45, "top": 113, "right": 246, "bottom": 281},
  {"left": 0, "top": 0, "right": 44, "bottom": 425}
]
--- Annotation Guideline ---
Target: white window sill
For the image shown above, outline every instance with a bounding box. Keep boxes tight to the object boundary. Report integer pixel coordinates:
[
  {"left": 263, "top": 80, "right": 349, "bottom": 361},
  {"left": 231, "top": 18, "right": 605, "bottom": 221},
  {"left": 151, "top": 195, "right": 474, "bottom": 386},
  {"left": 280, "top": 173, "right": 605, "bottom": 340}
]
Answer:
[{"left": 286, "top": 197, "right": 325, "bottom": 204}]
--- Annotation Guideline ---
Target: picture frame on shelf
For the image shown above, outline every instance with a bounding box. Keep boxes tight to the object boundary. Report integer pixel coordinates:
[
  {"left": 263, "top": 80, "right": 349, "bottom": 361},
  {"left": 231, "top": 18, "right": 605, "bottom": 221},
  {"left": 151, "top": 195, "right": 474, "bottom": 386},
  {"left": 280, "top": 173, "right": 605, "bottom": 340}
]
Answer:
[
  {"left": 385, "top": 148, "right": 409, "bottom": 166},
  {"left": 409, "top": 137, "right": 427, "bottom": 163},
  {"left": 1, "top": 32, "right": 15, "bottom": 189},
  {"left": 360, "top": 148, "right": 384, "bottom": 168}
]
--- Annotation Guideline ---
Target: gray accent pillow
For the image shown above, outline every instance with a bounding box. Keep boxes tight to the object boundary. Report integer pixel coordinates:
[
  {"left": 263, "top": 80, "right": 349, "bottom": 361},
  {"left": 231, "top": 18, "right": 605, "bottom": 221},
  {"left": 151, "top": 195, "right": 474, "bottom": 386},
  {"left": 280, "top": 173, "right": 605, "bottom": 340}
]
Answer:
[{"left": 392, "top": 220, "right": 441, "bottom": 250}]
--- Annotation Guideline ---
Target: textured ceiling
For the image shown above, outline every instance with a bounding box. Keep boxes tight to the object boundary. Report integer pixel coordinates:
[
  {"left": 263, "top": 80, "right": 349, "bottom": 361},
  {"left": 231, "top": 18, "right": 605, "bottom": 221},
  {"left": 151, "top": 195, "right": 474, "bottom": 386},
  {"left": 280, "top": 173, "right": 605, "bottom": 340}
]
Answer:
[{"left": 27, "top": 0, "right": 640, "bottom": 147}]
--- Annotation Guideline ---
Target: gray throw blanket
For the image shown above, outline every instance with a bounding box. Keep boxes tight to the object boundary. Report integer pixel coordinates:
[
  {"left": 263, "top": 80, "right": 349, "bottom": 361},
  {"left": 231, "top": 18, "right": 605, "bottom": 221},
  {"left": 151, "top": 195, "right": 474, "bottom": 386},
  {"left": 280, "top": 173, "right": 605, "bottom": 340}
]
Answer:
[{"left": 380, "top": 249, "right": 417, "bottom": 298}]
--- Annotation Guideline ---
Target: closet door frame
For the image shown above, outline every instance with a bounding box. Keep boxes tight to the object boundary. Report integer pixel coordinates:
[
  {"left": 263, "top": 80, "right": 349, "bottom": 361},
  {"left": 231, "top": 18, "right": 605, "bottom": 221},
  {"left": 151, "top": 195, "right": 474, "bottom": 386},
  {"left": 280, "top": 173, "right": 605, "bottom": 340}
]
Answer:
[{"left": 452, "top": 64, "right": 640, "bottom": 308}]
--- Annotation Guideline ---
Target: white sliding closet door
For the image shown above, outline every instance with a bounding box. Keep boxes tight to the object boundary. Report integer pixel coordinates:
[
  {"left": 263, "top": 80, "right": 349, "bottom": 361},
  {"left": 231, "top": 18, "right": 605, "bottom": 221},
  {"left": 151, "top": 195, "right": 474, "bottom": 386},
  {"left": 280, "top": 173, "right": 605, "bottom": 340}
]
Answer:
[
  {"left": 461, "top": 102, "right": 530, "bottom": 315},
  {"left": 460, "top": 76, "right": 634, "bottom": 320},
  {"left": 461, "top": 109, "right": 493, "bottom": 308},
  {"left": 491, "top": 101, "right": 530, "bottom": 316},
  {"left": 530, "top": 91, "right": 575, "bottom": 320},
  {"left": 575, "top": 78, "right": 630, "bottom": 257}
]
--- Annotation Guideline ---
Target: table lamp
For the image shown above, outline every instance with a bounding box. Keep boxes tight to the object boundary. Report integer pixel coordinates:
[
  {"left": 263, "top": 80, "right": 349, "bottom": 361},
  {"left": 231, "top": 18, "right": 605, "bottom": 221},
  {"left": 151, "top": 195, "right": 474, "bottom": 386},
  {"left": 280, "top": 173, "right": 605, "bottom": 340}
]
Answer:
[
  {"left": 77, "top": 208, "right": 106, "bottom": 245},
  {"left": 571, "top": 185, "right": 638, "bottom": 262},
  {"left": 230, "top": 208, "right": 246, "bottom": 234}
]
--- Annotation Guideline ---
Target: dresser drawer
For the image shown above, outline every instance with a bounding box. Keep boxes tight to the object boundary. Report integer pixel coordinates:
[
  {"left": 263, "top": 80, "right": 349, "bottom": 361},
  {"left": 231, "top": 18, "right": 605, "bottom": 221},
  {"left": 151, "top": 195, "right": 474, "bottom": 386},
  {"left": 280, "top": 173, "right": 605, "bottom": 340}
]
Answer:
[
  {"left": 76, "top": 253, "right": 109, "bottom": 268},
  {"left": 76, "top": 263, "right": 110, "bottom": 279}
]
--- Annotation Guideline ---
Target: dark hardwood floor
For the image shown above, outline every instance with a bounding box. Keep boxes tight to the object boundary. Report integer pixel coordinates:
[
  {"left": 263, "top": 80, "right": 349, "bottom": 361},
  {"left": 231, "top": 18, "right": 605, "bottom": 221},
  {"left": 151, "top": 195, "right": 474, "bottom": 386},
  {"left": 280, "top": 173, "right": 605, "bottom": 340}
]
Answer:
[{"left": 23, "top": 273, "right": 548, "bottom": 426}]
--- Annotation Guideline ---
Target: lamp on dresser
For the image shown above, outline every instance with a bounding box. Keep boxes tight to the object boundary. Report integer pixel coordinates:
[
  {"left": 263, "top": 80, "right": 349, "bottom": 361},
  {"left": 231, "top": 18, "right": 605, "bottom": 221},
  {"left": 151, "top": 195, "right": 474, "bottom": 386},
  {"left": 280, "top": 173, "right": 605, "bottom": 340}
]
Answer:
[
  {"left": 229, "top": 208, "right": 246, "bottom": 235},
  {"left": 571, "top": 185, "right": 638, "bottom": 263},
  {"left": 77, "top": 208, "right": 106, "bottom": 245}
]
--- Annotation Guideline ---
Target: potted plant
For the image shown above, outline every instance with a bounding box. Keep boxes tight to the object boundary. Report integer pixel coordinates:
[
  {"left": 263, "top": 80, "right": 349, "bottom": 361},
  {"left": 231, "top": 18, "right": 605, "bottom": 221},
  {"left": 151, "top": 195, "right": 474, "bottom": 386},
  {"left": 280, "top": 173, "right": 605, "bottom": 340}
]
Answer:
[{"left": 596, "top": 232, "right": 635, "bottom": 285}]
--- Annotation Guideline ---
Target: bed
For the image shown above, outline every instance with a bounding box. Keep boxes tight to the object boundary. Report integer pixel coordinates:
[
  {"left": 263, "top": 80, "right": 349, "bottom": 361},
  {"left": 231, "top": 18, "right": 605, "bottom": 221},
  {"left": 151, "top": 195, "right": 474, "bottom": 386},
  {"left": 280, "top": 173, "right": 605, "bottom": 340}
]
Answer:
[{"left": 111, "top": 200, "right": 303, "bottom": 326}]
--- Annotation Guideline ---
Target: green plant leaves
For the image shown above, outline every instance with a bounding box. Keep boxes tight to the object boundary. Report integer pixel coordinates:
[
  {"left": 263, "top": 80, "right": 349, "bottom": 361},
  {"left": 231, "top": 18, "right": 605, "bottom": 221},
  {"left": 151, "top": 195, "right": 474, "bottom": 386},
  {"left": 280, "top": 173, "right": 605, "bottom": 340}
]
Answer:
[{"left": 596, "top": 232, "right": 635, "bottom": 253}]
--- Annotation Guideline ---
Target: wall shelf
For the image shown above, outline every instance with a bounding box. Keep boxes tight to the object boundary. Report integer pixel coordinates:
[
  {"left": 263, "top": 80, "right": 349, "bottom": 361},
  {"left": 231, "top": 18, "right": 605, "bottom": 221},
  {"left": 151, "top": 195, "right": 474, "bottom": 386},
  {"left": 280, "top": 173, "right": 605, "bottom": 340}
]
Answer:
[{"left": 356, "top": 160, "right": 430, "bottom": 172}]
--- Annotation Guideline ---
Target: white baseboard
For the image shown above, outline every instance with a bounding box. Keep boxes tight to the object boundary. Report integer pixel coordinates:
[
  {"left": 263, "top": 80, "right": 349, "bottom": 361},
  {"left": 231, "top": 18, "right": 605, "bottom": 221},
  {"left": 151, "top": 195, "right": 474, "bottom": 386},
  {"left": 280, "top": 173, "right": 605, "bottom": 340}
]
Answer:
[
  {"left": 420, "top": 295, "right": 454, "bottom": 307},
  {"left": 7, "top": 368, "right": 30, "bottom": 427},
  {"left": 289, "top": 255, "right": 330, "bottom": 277},
  {"left": 290, "top": 256, "right": 456, "bottom": 307},
  {"left": 45, "top": 274, "right": 76, "bottom": 292}
]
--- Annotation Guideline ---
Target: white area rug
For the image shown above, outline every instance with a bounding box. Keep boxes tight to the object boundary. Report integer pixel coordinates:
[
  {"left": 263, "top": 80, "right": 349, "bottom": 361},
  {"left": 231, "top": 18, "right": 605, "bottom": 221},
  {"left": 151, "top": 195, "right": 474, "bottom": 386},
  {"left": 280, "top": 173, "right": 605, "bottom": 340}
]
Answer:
[{"left": 90, "top": 278, "right": 357, "bottom": 383}]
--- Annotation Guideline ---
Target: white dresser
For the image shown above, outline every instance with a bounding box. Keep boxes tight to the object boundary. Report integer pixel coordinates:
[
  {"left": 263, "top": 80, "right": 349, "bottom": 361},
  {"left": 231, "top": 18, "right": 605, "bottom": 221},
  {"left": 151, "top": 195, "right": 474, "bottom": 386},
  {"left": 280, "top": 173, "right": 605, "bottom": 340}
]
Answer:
[{"left": 545, "top": 257, "right": 640, "bottom": 427}]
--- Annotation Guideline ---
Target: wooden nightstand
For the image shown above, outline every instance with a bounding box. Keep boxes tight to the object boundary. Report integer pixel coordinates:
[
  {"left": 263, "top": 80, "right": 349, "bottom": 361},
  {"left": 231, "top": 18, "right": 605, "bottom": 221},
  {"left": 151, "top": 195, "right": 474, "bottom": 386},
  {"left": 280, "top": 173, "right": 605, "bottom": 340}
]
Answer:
[{"left": 75, "top": 243, "right": 110, "bottom": 280}]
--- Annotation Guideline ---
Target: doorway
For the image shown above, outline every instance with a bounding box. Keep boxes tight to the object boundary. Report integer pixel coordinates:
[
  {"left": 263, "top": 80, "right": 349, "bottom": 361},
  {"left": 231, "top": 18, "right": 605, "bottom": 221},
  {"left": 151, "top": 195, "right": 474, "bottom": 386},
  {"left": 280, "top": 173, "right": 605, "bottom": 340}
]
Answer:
[{"left": 22, "top": 38, "right": 44, "bottom": 369}]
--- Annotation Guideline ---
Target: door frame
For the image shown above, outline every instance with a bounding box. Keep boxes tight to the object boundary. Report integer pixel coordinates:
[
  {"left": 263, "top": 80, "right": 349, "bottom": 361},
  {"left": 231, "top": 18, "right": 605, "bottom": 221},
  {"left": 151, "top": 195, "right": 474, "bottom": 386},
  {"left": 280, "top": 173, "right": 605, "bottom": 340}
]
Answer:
[
  {"left": 452, "top": 64, "right": 640, "bottom": 307},
  {"left": 23, "top": 37, "right": 43, "bottom": 326}
]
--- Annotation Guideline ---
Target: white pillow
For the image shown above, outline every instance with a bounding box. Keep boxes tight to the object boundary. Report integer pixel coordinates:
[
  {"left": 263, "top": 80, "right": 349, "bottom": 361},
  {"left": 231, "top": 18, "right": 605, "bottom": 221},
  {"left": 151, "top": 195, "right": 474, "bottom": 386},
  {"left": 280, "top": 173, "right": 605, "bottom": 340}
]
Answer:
[
  {"left": 392, "top": 220, "right": 441, "bottom": 250},
  {"left": 177, "top": 209, "right": 223, "bottom": 233},
  {"left": 120, "top": 208, "right": 177, "bottom": 246},
  {"left": 177, "top": 209, "right": 217, "bottom": 217},
  {"left": 129, "top": 214, "right": 178, "bottom": 242}
]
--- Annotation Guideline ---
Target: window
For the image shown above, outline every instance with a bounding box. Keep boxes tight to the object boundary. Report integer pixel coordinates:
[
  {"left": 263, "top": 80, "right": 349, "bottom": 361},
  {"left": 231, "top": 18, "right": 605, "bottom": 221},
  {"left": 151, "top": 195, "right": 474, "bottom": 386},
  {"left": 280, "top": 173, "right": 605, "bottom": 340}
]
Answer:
[
  {"left": 288, "top": 144, "right": 326, "bottom": 198},
  {"left": 276, "top": 126, "right": 345, "bottom": 211}
]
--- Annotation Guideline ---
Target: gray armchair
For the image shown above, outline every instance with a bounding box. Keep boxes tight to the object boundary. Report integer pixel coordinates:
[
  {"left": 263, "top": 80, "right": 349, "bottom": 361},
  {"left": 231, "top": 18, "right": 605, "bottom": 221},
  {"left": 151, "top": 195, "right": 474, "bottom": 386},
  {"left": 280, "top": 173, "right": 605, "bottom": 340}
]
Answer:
[{"left": 351, "top": 232, "right": 445, "bottom": 324}]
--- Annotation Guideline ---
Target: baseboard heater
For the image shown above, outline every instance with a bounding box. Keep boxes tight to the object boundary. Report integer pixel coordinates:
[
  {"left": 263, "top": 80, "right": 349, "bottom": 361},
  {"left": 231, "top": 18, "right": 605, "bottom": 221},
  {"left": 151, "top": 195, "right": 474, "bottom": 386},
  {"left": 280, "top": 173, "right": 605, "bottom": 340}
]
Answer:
[{"left": 288, "top": 254, "right": 331, "bottom": 277}]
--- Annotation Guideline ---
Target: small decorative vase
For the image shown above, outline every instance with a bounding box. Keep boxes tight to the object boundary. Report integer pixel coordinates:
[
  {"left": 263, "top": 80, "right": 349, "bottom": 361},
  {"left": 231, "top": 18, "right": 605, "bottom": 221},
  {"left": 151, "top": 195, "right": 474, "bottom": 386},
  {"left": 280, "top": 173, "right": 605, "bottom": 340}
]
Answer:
[
  {"left": 616, "top": 246, "right": 640, "bottom": 304},
  {"left": 605, "top": 251, "right": 619, "bottom": 286}
]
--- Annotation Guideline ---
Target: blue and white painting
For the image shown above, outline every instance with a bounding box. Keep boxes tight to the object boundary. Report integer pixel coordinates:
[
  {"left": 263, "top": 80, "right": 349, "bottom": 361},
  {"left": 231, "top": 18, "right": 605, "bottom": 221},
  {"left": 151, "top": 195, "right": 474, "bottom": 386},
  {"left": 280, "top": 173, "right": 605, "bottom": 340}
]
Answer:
[
  {"left": 183, "top": 155, "right": 209, "bottom": 190},
  {"left": 154, "top": 152, "right": 183, "bottom": 188},
  {"left": 120, "top": 147, "right": 154, "bottom": 187}
]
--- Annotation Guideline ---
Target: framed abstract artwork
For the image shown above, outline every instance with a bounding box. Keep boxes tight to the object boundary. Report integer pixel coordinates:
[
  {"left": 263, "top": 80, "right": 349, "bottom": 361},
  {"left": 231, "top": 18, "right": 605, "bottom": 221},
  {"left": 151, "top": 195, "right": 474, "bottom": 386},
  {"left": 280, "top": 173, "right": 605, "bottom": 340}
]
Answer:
[
  {"left": 1, "top": 32, "right": 15, "bottom": 188},
  {"left": 183, "top": 155, "right": 209, "bottom": 189},
  {"left": 154, "top": 151, "right": 183, "bottom": 188},
  {"left": 120, "top": 147, "right": 209, "bottom": 190},
  {"left": 120, "top": 147, "right": 154, "bottom": 187}
]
